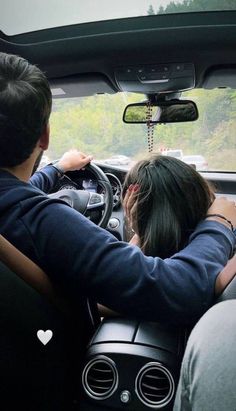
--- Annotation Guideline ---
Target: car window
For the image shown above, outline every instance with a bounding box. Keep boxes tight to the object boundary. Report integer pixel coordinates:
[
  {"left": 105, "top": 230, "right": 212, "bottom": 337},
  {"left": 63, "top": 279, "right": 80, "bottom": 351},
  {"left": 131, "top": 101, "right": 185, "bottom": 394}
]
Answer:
[
  {"left": 49, "top": 88, "right": 236, "bottom": 172},
  {"left": 2, "top": 0, "right": 236, "bottom": 35}
]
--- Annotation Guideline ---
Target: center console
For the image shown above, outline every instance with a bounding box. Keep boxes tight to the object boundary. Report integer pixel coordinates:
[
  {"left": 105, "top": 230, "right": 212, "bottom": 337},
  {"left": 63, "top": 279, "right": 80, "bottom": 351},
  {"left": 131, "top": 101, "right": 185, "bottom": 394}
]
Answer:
[{"left": 80, "top": 318, "right": 188, "bottom": 410}]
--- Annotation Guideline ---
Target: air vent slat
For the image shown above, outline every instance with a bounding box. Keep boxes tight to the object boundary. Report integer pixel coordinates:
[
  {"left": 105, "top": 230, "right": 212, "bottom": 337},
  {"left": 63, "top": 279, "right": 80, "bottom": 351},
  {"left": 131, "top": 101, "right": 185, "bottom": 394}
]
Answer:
[
  {"left": 143, "top": 392, "right": 168, "bottom": 399},
  {"left": 82, "top": 356, "right": 118, "bottom": 400},
  {"left": 88, "top": 377, "right": 113, "bottom": 383},
  {"left": 92, "top": 368, "right": 113, "bottom": 373},
  {"left": 142, "top": 382, "right": 169, "bottom": 391},
  {"left": 88, "top": 383, "right": 112, "bottom": 390},
  {"left": 145, "top": 374, "right": 166, "bottom": 380}
]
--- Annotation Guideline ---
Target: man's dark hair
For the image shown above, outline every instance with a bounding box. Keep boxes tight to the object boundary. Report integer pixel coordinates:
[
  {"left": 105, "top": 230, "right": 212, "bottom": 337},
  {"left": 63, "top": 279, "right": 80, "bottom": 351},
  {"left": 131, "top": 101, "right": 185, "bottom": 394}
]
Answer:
[{"left": 0, "top": 53, "right": 52, "bottom": 167}]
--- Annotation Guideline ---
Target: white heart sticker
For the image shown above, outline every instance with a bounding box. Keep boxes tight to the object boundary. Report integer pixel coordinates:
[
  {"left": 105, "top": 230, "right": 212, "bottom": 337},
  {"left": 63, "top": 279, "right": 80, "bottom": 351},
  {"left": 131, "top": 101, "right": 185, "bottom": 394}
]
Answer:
[{"left": 37, "top": 329, "right": 53, "bottom": 346}]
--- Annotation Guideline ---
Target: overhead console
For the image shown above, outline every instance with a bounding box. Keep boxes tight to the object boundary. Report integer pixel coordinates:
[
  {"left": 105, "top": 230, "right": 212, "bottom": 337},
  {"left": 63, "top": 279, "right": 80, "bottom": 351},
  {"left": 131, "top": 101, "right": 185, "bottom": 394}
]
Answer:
[{"left": 115, "top": 63, "right": 195, "bottom": 94}]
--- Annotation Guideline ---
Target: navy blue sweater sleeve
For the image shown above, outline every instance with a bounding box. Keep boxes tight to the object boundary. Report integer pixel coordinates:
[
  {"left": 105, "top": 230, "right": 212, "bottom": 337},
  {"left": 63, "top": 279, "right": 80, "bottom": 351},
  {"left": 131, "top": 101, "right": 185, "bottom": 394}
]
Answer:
[
  {"left": 29, "top": 165, "right": 59, "bottom": 193},
  {"left": 24, "top": 201, "right": 235, "bottom": 326}
]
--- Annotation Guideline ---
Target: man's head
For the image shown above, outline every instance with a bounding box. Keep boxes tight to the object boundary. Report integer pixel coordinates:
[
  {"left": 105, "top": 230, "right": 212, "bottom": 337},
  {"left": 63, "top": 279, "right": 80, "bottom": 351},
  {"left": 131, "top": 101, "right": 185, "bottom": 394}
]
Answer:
[{"left": 0, "top": 53, "right": 52, "bottom": 167}]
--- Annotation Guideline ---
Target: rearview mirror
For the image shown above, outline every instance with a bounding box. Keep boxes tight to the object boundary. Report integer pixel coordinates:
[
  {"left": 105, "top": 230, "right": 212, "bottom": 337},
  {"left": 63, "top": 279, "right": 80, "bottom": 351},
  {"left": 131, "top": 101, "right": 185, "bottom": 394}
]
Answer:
[{"left": 123, "top": 100, "right": 198, "bottom": 124}]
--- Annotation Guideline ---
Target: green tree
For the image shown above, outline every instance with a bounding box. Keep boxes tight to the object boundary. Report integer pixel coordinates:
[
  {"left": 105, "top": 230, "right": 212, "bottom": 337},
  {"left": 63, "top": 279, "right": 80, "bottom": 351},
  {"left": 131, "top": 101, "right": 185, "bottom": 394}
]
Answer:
[
  {"left": 157, "top": 0, "right": 236, "bottom": 14},
  {"left": 147, "top": 4, "right": 155, "bottom": 15}
]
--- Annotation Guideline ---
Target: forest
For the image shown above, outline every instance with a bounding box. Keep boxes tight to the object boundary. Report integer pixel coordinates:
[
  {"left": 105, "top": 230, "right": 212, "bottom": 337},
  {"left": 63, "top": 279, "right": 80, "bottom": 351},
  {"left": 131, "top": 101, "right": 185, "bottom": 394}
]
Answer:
[{"left": 148, "top": 0, "right": 236, "bottom": 15}]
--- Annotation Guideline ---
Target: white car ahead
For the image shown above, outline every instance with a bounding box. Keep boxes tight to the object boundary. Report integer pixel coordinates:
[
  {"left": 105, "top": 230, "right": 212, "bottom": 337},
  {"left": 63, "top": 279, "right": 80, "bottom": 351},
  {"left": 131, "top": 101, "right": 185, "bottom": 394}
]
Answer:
[{"left": 182, "top": 155, "right": 208, "bottom": 171}]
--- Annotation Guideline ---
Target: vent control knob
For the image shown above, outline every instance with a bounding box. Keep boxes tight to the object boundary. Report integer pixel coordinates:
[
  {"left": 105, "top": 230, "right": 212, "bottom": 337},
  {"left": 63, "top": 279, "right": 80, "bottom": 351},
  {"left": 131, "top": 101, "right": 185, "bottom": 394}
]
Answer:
[{"left": 120, "top": 390, "right": 131, "bottom": 403}]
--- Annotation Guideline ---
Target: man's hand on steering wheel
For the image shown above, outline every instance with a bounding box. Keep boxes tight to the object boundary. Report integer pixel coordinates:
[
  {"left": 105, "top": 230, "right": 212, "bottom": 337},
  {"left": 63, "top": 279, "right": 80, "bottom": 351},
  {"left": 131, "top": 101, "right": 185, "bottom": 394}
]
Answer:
[
  {"left": 48, "top": 149, "right": 113, "bottom": 228},
  {"left": 57, "top": 149, "right": 93, "bottom": 172}
]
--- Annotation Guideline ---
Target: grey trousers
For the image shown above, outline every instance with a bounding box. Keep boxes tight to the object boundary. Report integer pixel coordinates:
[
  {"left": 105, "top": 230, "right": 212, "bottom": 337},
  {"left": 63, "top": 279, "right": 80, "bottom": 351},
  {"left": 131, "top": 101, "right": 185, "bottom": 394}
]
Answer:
[{"left": 174, "top": 300, "right": 236, "bottom": 411}]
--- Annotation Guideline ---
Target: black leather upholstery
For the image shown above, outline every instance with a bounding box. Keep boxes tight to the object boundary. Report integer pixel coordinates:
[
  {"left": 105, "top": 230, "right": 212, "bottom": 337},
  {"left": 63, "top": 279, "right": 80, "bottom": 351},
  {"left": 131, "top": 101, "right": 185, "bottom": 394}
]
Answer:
[{"left": 0, "top": 260, "right": 94, "bottom": 410}]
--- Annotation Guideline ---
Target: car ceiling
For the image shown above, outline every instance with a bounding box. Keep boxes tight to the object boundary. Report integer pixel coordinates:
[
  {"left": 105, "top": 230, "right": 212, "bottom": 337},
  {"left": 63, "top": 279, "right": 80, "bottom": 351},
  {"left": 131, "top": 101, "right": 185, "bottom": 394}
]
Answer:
[{"left": 1, "top": 11, "right": 236, "bottom": 96}]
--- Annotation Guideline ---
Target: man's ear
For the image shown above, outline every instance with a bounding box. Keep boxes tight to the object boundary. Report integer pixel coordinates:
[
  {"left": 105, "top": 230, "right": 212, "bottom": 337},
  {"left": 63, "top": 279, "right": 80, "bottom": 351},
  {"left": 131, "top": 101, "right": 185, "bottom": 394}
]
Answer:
[{"left": 39, "top": 124, "right": 50, "bottom": 150}]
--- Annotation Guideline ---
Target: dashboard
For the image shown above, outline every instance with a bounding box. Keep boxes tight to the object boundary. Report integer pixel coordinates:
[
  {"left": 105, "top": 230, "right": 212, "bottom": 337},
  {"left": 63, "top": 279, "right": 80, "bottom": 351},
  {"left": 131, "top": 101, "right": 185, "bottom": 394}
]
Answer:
[
  {"left": 51, "top": 164, "right": 236, "bottom": 243},
  {"left": 53, "top": 168, "right": 123, "bottom": 210}
]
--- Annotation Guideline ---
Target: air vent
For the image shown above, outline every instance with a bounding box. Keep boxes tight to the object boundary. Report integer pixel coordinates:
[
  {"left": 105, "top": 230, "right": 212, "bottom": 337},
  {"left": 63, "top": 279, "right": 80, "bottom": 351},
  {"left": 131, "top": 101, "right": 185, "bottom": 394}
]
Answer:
[
  {"left": 135, "top": 362, "right": 175, "bottom": 408},
  {"left": 82, "top": 356, "right": 118, "bottom": 400}
]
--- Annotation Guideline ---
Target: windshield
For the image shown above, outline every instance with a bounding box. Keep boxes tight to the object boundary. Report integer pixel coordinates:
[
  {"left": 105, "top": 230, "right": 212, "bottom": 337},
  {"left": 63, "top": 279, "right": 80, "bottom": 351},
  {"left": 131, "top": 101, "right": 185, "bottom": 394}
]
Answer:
[
  {"left": 48, "top": 88, "right": 236, "bottom": 172},
  {"left": 1, "top": 0, "right": 235, "bottom": 35}
]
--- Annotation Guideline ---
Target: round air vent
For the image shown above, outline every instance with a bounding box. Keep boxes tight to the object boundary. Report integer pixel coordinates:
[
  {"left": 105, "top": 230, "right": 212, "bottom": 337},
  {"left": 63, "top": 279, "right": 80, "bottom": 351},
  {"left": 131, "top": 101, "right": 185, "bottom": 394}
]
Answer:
[
  {"left": 135, "top": 362, "right": 175, "bottom": 408},
  {"left": 82, "top": 356, "right": 118, "bottom": 400}
]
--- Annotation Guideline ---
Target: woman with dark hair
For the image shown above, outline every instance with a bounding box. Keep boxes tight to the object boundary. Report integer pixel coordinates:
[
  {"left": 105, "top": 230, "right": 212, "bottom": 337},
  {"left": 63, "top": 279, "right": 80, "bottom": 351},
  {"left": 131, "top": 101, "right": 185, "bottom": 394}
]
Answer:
[{"left": 123, "top": 154, "right": 215, "bottom": 259}]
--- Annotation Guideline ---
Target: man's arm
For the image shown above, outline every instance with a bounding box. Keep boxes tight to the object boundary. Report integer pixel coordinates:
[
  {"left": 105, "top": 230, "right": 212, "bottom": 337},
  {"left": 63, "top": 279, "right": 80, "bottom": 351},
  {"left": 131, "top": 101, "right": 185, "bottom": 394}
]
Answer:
[
  {"left": 28, "top": 198, "right": 235, "bottom": 326},
  {"left": 29, "top": 150, "right": 92, "bottom": 193},
  {"left": 29, "top": 165, "right": 60, "bottom": 193}
]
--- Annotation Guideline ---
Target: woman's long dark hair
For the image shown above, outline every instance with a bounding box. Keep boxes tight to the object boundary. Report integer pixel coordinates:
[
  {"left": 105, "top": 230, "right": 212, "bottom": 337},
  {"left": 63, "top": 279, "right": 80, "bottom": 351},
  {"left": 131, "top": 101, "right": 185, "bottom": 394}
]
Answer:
[{"left": 123, "top": 154, "right": 215, "bottom": 259}]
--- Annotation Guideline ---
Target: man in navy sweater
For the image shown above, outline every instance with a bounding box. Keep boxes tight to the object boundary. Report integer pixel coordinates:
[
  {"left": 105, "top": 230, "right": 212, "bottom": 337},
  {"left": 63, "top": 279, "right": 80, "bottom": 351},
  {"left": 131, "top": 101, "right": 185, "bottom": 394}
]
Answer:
[{"left": 0, "top": 51, "right": 235, "bottom": 327}]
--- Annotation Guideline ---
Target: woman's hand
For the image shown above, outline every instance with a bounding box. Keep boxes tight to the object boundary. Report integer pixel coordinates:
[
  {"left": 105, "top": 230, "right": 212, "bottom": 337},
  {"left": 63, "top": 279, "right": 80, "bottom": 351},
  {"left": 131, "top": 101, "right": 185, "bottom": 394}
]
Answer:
[
  {"left": 129, "top": 233, "right": 140, "bottom": 247},
  {"left": 123, "top": 184, "right": 139, "bottom": 233},
  {"left": 57, "top": 149, "right": 93, "bottom": 172},
  {"left": 207, "top": 197, "right": 236, "bottom": 229}
]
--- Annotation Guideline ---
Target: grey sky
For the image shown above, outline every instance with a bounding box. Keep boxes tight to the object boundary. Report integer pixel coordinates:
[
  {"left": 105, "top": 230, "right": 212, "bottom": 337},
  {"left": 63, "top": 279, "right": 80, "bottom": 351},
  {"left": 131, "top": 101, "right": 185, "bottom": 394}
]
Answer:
[{"left": 1, "top": 0, "right": 182, "bottom": 35}]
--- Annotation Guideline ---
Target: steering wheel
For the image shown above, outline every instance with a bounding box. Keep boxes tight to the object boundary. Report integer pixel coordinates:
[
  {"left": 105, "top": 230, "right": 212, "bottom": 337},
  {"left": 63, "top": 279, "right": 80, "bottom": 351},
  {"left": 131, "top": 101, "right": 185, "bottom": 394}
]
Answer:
[{"left": 49, "top": 162, "right": 113, "bottom": 228}]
